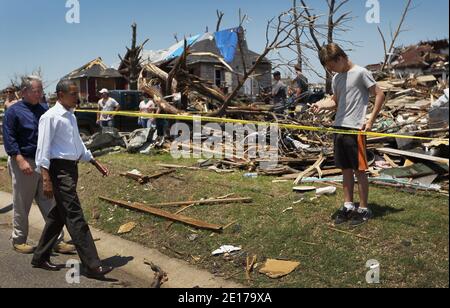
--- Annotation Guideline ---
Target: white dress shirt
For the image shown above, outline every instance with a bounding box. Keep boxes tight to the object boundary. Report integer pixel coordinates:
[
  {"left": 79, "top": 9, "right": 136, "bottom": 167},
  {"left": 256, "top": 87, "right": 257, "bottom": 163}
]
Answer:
[{"left": 36, "top": 102, "right": 93, "bottom": 171}]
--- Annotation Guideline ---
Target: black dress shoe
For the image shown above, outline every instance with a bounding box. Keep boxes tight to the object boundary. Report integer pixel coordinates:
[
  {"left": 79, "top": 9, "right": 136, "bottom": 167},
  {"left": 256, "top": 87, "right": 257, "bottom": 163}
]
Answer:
[
  {"left": 85, "top": 266, "right": 113, "bottom": 278},
  {"left": 32, "top": 261, "right": 65, "bottom": 272}
]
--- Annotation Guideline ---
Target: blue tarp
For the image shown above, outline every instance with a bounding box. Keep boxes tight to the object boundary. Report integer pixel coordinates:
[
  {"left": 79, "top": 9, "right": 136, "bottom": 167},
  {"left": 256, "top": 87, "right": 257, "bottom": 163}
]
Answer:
[
  {"left": 166, "top": 34, "right": 202, "bottom": 62},
  {"left": 214, "top": 28, "right": 239, "bottom": 63}
]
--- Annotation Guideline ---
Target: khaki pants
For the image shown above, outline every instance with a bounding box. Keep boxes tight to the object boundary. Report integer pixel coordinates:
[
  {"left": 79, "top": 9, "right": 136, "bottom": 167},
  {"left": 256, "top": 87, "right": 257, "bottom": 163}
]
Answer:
[{"left": 7, "top": 157, "right": 64, "bottom": 245}]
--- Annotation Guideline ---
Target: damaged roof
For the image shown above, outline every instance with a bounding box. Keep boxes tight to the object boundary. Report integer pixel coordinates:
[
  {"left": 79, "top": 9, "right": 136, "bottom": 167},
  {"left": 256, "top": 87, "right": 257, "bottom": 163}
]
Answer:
[
  {"left": 63, "top": 57, "right": 123, "bottom": 79},
  {"left": 140, "top": 27, "right": 270, "bottom": 67}
]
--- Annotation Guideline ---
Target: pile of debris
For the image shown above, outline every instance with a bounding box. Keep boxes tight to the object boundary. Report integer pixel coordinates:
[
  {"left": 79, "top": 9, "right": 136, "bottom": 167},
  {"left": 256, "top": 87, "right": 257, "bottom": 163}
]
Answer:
[{"left": 85, "top": 33, "right": 449, "bottom": 196}]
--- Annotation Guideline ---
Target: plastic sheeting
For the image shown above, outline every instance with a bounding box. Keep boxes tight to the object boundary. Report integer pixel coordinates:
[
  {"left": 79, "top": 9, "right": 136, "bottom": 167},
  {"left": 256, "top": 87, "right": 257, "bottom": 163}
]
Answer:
[{"left": 214, "top": 28, "right": 239, "bottom": 63}]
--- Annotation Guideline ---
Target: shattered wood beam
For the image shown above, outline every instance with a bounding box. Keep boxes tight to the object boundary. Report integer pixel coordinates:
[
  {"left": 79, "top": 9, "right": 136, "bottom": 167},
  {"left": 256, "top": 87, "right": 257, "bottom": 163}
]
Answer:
[
  {"left": 140, "top": 85, "right": 181, "bottom": 114},
  {"left": 181, "top": 71, "right": 227, "bottom": 102},
  {"left": 120, "top": 169, "right": 176, "bottom": 184},
  {"left": 166, "top": 40, "right": 188, "bottom": 97},
  {"left": 294, "top": 153, "right": 325, "bottom": 185},
  {"left": 158, "top": 163, "right": 202, "bottom": 170},
  {"left": 137, "top": 197, "right": 253, "bottom": 208},
  {"left": 99, "top": 197, "right": 223, "bottom": 232},
  {"left": 377, "top": 148, "right": 449, "bottom": 165},
  {"left": 140, "top": 63, "right": 177, "bottom": 92}
]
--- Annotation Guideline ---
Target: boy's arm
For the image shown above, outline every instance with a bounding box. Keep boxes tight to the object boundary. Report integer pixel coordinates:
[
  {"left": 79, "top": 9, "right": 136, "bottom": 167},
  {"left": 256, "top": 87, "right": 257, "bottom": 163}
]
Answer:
[
  {"left": 311, "top": 95, "right": 338, "bottom": 113},
  {"left": 364, "top": 85, "right": 385, "bottom": 132}
]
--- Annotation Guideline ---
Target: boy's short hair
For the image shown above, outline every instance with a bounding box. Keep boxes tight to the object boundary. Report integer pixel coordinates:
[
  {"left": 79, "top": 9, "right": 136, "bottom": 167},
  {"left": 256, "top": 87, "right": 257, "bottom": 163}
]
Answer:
[{"left": 319, "top": 43, "right": 348, "bottom": 66}]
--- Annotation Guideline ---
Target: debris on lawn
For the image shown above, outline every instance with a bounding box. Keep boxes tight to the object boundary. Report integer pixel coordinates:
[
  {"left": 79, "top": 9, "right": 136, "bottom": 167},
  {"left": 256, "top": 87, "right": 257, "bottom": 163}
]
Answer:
[
  {"left": 120, "top": 169, "right": 175, "bottom": 184},
  {"left": 117, "top": 222, "right": 137, "bottom": 234},
  {"left": 246, "top": 255, "right": 257, "bottom": 282},
  {"left": 315, "top": 186, "right": 337, "bottom": 196},
  {"left": 282, "top": 207, "right": 294, "bottom": 213},
  {"left": 100, "top": 196, "right": 224, "bottom": 232},
  {"left": 293, "top": 186, "right": 316, "bottom": 193},
  {"left": 212, "top": 245, "right": 242, "bottom": 256},
  {"left": 259, "top": 259, "right": 300, "bottom": 279}
]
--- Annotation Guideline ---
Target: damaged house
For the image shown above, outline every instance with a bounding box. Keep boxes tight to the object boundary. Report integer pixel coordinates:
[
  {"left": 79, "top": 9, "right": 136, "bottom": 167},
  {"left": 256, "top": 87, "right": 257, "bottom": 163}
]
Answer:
[
  {"left": 119, "top": 27, "right": 272, "bottom": 97},
  {"left": 389, "top": 39, "right": 449, "bottom": 81},
  {"left": 62, "top": 57, "right": 127, "bottom": 103}
]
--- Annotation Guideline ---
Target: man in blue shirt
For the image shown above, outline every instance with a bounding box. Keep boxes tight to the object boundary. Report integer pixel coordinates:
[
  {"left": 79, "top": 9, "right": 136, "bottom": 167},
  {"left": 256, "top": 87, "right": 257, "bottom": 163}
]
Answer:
[{"left": 3, "top": 76, "right": 75, "bottom": 255}]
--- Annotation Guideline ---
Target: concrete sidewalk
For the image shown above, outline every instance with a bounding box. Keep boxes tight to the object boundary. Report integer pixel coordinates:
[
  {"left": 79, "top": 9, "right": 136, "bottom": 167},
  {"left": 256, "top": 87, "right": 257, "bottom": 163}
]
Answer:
[
  {"left": 0, "top": 191, "right": 241, "bottom": 288},
  {"left": 0, "top": 144, "right": 6, "bottom": 158}
]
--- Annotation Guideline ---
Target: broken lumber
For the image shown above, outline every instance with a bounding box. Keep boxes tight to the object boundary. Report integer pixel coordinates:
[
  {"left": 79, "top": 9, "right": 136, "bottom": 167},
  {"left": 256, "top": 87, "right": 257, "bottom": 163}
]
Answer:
[
  {"left": 158, "top": 163, "right": 201, "bottom": 170},
  {"left": 120, "top": 169, "right": 175, "bottom": 184},
  {"left": 294, "top": 153, "right": 325, "bottom": 185},
  {"left": 377, "top": 148, "right": 449, "bottom": 165},
  {"left": 142, "top": 197, "right": 253, "bottom": 208},
  {"left": 99, "top": 197, "right": 223, "bottom": 232}
]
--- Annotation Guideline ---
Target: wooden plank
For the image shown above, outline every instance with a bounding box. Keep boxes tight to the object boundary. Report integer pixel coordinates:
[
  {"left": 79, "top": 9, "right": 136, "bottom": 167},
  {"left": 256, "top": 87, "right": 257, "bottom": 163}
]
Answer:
[
  {"left": 120, "top": 169, "right": 175, "bottom": 184},
  {"left": 377, "top": 148, "right": 449, "bottom": 165},
  {"left": 99, "top": 197, "right": 223, "bottom": 232},
  {"left": 383, "top": 154, "right": 399, "bottom": 168},
  {"left": 157, "top": 164, "right": 201, "bottom": 170},
  {"left": 144, "top": 197, "right": 253, "bottom": 208}
]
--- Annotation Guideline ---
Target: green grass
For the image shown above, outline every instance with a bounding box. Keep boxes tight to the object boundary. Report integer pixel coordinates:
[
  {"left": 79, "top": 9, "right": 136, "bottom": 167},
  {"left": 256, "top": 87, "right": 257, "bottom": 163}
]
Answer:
[{"left": 0, "top": 152, "right": 448, "bottom": 288}]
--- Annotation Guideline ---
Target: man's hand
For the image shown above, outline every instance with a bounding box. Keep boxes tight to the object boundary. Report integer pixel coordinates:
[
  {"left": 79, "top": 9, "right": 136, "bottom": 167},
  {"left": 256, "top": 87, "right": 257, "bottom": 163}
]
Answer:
[
  {"left": 15, "top": 155, "right": 33, "bottom": 176},
  {"left": 41, "top": 168, "right": 53, "bottom": 199},
  {"left": 91, "top": 159, "right": 110, "bottom": 177},
  {"left": 43, "top": 178, "right": 53, "bottom": 199}
]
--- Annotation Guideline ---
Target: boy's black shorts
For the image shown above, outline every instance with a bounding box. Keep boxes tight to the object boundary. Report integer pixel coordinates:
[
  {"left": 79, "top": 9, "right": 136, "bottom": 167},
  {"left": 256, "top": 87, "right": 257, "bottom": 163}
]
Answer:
[{"left": 333, "top": 127, "right": 368, "bottom": 171}]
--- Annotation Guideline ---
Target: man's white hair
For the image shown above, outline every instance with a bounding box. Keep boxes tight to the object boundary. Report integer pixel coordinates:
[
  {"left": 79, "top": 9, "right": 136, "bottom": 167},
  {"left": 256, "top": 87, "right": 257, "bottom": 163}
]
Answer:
[{"left": 20, "top": 75, "right": 42, "bottom": 91}]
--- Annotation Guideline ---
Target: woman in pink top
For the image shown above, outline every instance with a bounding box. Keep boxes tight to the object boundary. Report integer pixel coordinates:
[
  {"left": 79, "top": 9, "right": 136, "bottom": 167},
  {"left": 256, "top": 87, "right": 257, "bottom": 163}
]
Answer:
[{"left": 138, "top": 93, "right": 157, "bottom": 128}]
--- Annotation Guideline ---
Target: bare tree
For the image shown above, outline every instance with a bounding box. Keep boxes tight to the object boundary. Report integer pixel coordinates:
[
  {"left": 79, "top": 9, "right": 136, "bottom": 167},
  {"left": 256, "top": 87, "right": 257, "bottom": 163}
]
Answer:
[
  {"left": 378, "top": 0, "right": 413, "bottom": 71},
  {"left": 301, "top": 0, "right": 353, "bottom": 93},
  {"left": 140, "top": 8, "right": 319, "bottom": 116},
  {"left": 209, "top": 8, "right": 311, "bottom": 116},
  {"left": 216, "top": 10, "right": 225, "bottom": 32},
  {"left": 119, "top": 23, "right": 149, "bottom": 90},
  {"left": 293, "top": 0, "right": 305, "bottom": 70}
]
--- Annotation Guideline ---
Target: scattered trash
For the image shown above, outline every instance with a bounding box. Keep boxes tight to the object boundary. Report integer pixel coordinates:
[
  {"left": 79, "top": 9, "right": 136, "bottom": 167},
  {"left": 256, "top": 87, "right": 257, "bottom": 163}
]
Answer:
[
  {"left": 187, "top": 234, "right": 199, "bottom": 241},
  {"left": 316, "top": 186, "right": 337, "bottom": 196},
  {"left": 293, "top": 198, "right": 304, "bottom": 204},
  {"left": 293, "top": 186, "right": 316, "bottom": 193},
  {"left": 212, "top": 245, "right": 242, "bottom": 256},
  {"left": 259, "top": 259, "right": 300, "bottom": 279},
  {"left": 117, "top": 222, "right": 137, "bottom": 234},
  {"left": 282, "top": 207, "right": 294, "bottom": 213},
  {"left": 243, "top": 173, "right": 258, "bottom": 179}
]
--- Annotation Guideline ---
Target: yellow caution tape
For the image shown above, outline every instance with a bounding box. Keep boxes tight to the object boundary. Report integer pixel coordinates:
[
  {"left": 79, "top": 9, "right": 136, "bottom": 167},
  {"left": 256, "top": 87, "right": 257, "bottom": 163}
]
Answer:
[
  {"left": 75, "top": 109, "right": 449, "bottom": 142},
  {"left": 0, "top": 107, "right": 446, "bottom": 142}
]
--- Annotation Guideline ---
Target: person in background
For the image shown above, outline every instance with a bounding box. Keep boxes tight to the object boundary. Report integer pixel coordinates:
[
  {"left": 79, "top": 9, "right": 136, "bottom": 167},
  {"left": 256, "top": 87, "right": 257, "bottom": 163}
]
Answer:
[
  {"left": 3, "top": 87, "right": 19, "bottom": 110},
  {"left": 138, "top": 93, "right": 157, "bottom": 128},
  {"left": 97, "top": 89, "right": 120, "bottom": 128},
  {"left": 272, "top": 71, "right": 287, "bottom": 105}
]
